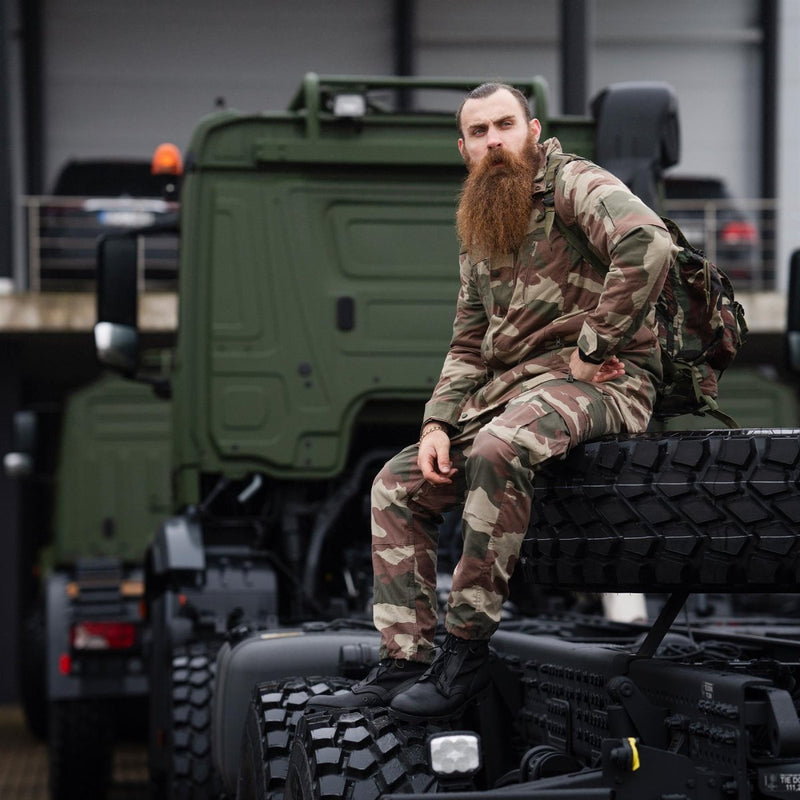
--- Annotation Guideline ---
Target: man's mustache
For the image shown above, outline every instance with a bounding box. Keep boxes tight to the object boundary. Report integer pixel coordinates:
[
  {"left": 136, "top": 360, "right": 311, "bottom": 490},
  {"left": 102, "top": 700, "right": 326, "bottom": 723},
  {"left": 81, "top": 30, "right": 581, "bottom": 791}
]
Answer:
[{"left": 486, "top": 149, "right": 509, "bottom": 167}]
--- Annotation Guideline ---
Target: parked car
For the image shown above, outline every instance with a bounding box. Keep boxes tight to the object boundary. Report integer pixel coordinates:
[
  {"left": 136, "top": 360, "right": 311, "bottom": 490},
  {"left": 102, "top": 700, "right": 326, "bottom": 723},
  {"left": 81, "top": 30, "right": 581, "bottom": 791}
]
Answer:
[
  {"left": 663, "top": 174, "right": 763, "bottom": 286},
  {"left": 31, "top": 157, "right": 180, "bottom": 290},
  {"left": 51, "top": 158, "right": 175, "bottom": 198}
]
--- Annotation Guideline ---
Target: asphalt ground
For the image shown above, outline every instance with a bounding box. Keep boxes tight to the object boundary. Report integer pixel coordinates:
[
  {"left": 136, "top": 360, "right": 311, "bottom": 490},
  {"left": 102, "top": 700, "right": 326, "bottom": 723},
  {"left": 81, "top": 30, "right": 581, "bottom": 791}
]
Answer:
[{"left": 0, "top": 705, "right": 148, "bottom": 800}]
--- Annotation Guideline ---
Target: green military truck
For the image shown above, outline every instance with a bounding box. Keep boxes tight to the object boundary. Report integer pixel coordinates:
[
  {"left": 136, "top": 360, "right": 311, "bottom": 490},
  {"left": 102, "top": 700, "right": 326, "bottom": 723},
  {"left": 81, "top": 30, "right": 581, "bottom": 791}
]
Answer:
[
  {"left": 6, "top": 374, "right": 171, "bottom": 800},
  {"left": 94, "top": 74, "right": 800, "bottom": 800}
]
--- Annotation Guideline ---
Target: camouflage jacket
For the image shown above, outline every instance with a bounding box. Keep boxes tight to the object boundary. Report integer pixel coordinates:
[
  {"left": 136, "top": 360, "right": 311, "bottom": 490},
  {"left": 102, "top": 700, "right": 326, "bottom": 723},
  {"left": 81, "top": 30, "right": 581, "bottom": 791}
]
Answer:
[{"left": 423, "top": 138, "right": 676, "bottom": 433}]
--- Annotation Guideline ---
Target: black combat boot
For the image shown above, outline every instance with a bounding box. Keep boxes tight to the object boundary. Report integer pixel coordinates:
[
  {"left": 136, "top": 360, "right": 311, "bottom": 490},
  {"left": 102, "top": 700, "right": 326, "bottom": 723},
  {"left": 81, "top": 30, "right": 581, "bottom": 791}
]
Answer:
[
  {"left": 389, "top": 633, "right": 491, "bottom": 721},
  {"left": 307, "top": 657, "right": 429, "bottom": 709}
]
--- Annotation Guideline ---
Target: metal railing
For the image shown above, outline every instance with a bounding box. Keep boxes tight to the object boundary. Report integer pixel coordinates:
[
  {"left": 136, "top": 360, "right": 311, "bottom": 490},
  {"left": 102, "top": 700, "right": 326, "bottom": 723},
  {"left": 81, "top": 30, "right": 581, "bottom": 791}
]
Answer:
[
  {"left": 23, "top": 196, "right": 179, "bottom": 292},
  {"left": 662, "top": 197, "right": 778, "bottom": 292},
  {"left": 20, "top": 195, "right": 777, "bottom": 293}
]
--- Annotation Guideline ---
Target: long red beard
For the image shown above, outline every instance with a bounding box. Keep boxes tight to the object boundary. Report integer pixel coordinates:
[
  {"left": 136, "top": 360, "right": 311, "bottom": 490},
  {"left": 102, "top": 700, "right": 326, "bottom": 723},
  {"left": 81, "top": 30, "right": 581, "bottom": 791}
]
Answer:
[{"left": 456, "top": 138, "right": 541, "bottom": 257}]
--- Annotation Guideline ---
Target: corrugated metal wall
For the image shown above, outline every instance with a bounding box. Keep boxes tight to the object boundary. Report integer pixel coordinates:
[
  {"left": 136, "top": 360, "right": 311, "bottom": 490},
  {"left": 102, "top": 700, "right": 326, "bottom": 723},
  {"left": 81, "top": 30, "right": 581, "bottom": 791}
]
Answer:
[{"left": 41, "top": 0, "right": 759, "bottom": 196}]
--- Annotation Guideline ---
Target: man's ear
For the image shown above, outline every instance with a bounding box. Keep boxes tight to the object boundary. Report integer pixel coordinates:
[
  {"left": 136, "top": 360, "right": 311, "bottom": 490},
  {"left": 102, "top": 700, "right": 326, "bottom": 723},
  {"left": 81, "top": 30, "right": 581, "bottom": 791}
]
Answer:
[
  {"left": 529, "top": 118, "right": 542, "bottom": 143},
  {"left": 457, "top": 138, "right": 466, "bottom": 161}
]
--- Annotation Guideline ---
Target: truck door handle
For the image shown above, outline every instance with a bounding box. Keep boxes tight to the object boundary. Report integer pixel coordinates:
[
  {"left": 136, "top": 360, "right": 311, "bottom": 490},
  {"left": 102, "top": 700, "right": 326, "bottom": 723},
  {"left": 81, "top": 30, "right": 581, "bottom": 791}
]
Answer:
[{"left": 336, "top": 296, "right": 355, "bottom": 331}]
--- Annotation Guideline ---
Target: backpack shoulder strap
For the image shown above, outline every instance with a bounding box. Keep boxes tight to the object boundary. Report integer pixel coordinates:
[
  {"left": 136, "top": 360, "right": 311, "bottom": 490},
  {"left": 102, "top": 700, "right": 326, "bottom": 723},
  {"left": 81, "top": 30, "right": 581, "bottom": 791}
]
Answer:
[
  {"left": 540, "top": 151, "right": 609, "bottom": 277},
  {"left": 553, "top": 215, "right": 609, "bottom": 277}
]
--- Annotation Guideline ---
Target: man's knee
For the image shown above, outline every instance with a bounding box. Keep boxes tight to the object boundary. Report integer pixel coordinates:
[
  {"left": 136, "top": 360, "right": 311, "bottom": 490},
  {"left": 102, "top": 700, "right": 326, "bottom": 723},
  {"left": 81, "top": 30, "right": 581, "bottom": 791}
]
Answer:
[
  {"left": 469, "top": 427, "right": 519, "bottom": 467},
  {"left": 372, "top": 444, "right": 423, "bottom": 510},
  {"left": 464, "top": 429, "right": 527, "bottom": 489},
  {"left": 479, "top": 405, "right": 573, "bottom": 469},
  {"left": 372, "top": 459, "right": 400, "bottom": 510}
]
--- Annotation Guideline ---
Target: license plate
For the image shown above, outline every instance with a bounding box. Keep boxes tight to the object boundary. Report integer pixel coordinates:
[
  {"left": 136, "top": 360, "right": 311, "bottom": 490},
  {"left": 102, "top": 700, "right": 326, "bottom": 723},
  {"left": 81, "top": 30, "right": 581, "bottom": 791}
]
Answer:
[{"left": 98, "top": 210, "right": 156, "bottom": 227}]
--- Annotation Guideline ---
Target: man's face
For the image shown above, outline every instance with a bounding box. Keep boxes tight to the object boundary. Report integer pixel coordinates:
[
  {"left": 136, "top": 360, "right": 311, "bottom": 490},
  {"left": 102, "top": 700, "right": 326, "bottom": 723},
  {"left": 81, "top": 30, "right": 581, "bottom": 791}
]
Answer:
[{"left": 458, "top": 88, "right": 541, "bottom": 168}]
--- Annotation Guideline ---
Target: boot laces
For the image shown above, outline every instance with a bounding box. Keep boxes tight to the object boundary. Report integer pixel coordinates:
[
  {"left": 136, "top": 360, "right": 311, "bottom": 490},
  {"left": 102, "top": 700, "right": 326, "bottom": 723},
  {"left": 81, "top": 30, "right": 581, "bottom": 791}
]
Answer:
[
  {"left": 356, "top": 657, "right": 412, "bottom": 689},
  {"left": 425, "top": 637, "right": 475, "bottom": 695}
]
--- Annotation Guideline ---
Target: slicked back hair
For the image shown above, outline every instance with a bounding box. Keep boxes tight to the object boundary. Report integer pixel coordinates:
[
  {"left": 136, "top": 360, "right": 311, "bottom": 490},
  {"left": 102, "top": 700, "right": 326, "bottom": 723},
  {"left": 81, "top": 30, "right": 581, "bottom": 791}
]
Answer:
[{"left": 456, "top": 83, "right": 532, "bottom": 138}]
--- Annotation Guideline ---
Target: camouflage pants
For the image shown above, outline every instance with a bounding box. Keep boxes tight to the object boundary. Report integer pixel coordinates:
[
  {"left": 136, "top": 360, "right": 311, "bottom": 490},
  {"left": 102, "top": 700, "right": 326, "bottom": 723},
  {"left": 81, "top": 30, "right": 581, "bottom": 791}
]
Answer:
[{"left": 371, "top": 379, "right": 627, "bottom": 662}]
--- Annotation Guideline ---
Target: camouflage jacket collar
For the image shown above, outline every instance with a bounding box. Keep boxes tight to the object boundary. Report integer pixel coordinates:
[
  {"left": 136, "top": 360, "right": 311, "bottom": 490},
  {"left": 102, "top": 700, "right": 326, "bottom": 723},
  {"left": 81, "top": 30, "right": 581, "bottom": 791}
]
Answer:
[{"left": 531, "top": 137, "right": 565, "bottom": 197}]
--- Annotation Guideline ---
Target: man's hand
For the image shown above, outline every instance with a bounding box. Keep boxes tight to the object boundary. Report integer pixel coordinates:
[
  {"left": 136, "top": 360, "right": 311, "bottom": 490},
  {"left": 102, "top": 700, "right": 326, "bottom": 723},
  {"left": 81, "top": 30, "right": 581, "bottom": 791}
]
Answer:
[
  {"left": 568, "top": 349, "right": 626, "bottom": 384},
  {"left": 417, "top": 424, "right": 457, "bottom": 484}
]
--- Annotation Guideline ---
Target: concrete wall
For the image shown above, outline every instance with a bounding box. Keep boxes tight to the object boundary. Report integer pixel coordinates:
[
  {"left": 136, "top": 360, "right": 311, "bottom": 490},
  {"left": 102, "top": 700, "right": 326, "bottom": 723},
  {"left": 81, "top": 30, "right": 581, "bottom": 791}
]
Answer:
[{"left": 40, "top": 0, "right": 759, "bottom": 193}]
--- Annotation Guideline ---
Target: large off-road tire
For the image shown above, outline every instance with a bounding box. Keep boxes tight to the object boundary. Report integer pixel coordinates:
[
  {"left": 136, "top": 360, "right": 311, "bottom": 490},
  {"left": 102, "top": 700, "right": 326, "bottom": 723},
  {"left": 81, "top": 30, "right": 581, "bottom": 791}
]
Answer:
[
  {"left": 172, "top": 641, "right": 223, "bottom": 799},
  {"left": 236, "top": 676, "right": 356, "bottom": 800},
  {"left": 285, "top": 706, "right": 442, "bottom": 800},
  {"left": 151, "top": 639, "right": 223, "bottom": 800},
  {"left": 48, "top": 699, "right": 114, "bottom": 800},
  {"left": 18, "top": 600, "right": 47, "bottom": 739},
  {"left": 524, "top": 429, "right": 800, "bottom": 591}
]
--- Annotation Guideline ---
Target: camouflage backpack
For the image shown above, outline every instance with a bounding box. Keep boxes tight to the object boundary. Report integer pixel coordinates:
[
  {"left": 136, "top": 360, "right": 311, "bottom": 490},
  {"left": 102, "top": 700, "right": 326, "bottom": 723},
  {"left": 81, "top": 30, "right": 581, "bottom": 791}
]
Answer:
[{"left": 543, "top": 153, "right": 748, "bottom": 425}]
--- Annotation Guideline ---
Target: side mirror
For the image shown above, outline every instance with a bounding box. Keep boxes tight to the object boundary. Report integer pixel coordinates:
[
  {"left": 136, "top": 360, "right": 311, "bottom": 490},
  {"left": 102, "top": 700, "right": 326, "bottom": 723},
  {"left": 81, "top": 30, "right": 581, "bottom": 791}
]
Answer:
[
  {"left": 94, "top": 321, "right": 138, "bottom": 374},
  {"left": 787, "top": 250, "right": 800, "bottom": 373},
  {"left": 94, "top": 233, "right": 139, "bottom": 374}
]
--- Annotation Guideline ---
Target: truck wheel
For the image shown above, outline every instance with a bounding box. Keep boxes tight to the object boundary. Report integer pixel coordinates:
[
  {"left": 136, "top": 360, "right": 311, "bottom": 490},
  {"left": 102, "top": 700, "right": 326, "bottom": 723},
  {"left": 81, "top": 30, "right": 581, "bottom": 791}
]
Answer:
[
  {"left": 168, "top": 640, "right": 223, "bottom": 799},
  {"left": 284, "top": 707, "right": 441, "bottom": 800},
  {"left": 525, "top": 430, "right": 800, "bottom": 590},
  {"left": 237, "top": 676, "right": 356, "bottom": 800},
  {"left": 49, "top": 699, "right": 114, "bottom": 800},
  {"left": 19, "top": 600, "right": 47, "bottom": 739}
]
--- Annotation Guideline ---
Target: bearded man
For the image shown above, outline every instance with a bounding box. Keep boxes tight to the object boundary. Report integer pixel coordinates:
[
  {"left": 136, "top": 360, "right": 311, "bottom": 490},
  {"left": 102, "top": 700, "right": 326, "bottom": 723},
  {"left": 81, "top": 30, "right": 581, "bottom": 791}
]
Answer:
[{"left": 311, "top": 82, "right": 675, "bottom": 720}]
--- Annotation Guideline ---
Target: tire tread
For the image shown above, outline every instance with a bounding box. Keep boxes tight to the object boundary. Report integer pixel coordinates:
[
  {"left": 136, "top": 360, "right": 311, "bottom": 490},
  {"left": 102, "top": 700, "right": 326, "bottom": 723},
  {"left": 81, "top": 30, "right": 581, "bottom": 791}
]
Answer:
[{"left": 525, "top": 430, "right": 800, "bottom": 590}]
